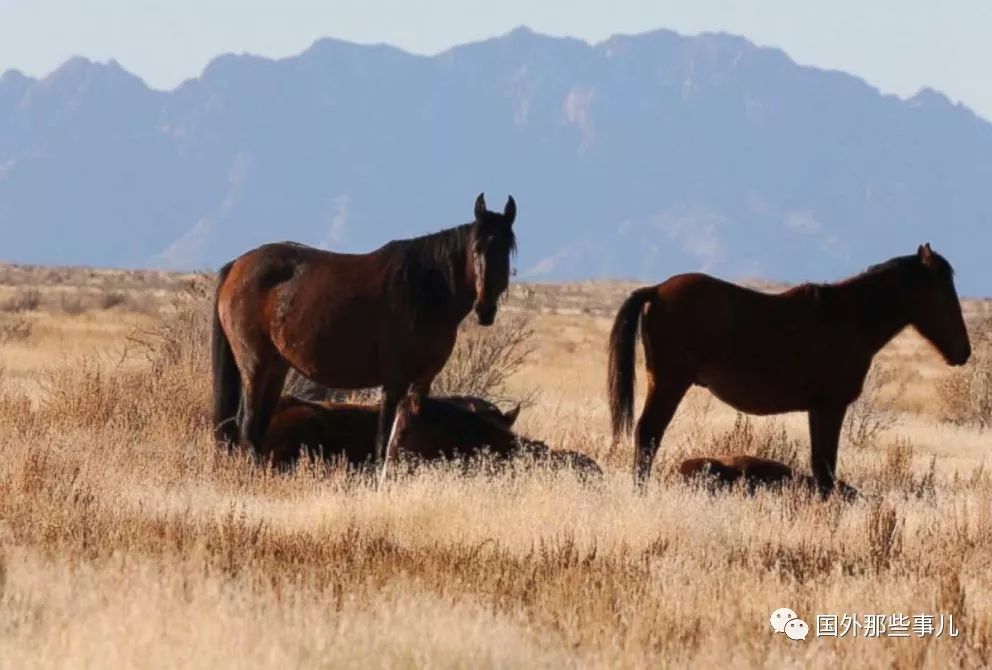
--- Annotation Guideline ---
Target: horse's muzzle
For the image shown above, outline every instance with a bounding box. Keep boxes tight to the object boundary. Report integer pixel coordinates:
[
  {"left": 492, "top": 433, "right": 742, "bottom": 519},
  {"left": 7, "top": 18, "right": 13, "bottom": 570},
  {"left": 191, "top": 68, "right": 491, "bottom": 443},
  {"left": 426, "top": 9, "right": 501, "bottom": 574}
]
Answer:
[
  {"left": 950, "top": 344, "right": 971, "bottom": 367},
  {"left": 475, "top": 305, "right": 496, "bottom": 326}
]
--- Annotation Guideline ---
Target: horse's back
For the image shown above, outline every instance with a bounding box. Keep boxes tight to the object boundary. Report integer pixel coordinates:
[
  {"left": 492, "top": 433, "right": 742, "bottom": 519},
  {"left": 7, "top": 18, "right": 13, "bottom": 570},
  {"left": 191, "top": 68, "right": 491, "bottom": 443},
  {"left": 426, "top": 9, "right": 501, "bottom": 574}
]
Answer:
[
  {"left": 265, "top": 396, "right": 378, "bottom": 466},
  {"left": 679, "top": 457, "right": 744, "bottom": 483},
  {"left": 644, "top": 273, "right": 842, "bottom": 413},
  {"left": 652, "top": 273, "right": 817, "bottom": 327},
  {"left": 724, "top": 455, "right": 794, "bottom": 482}
]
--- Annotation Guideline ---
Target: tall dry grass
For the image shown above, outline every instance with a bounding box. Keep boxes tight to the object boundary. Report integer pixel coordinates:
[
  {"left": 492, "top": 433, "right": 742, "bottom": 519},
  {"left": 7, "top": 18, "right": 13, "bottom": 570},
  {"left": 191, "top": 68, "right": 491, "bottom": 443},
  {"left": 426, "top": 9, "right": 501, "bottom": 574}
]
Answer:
[{"left": 0, "top": 280, "right": 991, "bottom": 668}]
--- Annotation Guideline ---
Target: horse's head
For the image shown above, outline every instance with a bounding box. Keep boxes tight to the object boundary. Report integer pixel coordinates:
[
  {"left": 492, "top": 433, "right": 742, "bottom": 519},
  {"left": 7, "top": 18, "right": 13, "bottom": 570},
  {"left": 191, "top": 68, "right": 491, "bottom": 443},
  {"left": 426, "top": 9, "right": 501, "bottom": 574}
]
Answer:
[
  {"left": 441, "top": 395, "right": 521, "bottom": 428},
  {"left": 470, "top": 193, "right": 516, "bottom": 326},
  {"left": 910, "top": 243, "right": 970, "bottom": 366},
  {"left": 388, "top": 394, "right": 519, "bottom": 462}
]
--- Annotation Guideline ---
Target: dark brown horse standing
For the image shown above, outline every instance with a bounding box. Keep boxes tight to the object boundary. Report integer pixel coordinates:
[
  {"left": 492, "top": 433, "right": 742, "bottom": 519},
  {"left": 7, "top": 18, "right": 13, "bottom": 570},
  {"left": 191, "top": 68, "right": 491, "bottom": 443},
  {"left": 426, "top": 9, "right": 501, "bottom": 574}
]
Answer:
[
  {"left": 609, "top": 244, "right": 971, "bottom": 494},
  {"left": 212, "top": 193, "right": 517, "bottom": 470}
]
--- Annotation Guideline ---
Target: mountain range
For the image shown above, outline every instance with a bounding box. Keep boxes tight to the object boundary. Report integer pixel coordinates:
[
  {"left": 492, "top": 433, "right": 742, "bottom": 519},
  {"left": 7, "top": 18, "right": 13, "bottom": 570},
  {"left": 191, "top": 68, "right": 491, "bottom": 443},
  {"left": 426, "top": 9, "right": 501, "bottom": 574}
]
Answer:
[{"left": 1, "top": 27, "right": 990, "bottom": 294}]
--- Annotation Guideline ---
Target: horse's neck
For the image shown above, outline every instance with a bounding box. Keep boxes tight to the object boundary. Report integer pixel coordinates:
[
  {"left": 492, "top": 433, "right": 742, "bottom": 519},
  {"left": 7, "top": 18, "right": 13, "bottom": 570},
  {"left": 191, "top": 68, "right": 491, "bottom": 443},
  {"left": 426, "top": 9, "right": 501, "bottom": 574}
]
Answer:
[
  {"left": 836, "top": 269, "right": 916, "bottom": 354},
  {"left": 447, "top": 259, "right": 476, "bottom": 321}
]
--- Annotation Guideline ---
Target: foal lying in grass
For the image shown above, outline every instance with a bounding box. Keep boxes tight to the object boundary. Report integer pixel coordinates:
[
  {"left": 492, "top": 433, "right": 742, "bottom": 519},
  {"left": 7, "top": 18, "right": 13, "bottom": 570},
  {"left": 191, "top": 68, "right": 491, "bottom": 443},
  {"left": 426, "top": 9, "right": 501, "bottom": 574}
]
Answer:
[{"left": 679, "top": 455, "right": 861, "bottom": 500}]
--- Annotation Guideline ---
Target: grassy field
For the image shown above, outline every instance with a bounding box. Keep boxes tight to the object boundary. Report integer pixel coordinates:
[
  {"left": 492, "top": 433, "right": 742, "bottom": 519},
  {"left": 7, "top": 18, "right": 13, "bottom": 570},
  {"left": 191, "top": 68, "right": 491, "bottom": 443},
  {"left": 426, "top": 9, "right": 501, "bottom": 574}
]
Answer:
[{"left": 1, "top": 263, "right": 991, "bottom": 668}]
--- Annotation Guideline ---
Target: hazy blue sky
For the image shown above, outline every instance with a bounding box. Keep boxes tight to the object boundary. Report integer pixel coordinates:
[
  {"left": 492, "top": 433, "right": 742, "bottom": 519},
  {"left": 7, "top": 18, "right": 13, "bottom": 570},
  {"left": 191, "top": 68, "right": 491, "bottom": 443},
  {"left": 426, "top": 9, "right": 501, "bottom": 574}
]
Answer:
[{"left": 1, "top": 1, "right": 990, "bottom": 120}]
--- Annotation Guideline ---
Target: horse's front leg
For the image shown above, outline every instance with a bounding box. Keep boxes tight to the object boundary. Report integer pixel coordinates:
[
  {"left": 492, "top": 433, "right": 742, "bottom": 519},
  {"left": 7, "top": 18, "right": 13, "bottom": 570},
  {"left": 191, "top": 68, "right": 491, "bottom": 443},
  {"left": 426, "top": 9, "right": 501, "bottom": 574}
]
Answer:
[
  {"left": 808, "top": 404, "right": 847, "bottom": 498},
  {"left": 375, "top": 385, "right": 405, "bottom": 475}
]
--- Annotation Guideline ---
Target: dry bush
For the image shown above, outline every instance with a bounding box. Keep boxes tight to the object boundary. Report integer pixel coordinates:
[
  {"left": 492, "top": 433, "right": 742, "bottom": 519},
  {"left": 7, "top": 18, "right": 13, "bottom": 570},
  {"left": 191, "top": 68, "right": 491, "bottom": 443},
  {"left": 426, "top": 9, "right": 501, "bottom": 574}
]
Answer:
[
  {"left": 132, "top": 274, "right": 212, "bottom": 373},
  {"left": 58, "top": 292, "right": 88, "bottom": 316},
  {"left": 38, "top": 276, "right": 212, "bottom": 439},
  {"left": 867, "top": 437, "right": 937, "bottom": 500},
  {"left": 283, "top": 372, "right": 380, "bottom": 404},
  {"left": 432, "top": 312, "right": 535, "bottom": 405},
  {"left": 100, "top": 290, "right": 128, "bottom": 310},
  {"left": 940, "top": 315, "right": 992, "bottom": 429},
  {"left": 703, "top": 413, "right": 802, "bottom": 467},
  {"left": 0, "top": 315, "right": 32, "bottom": 344},
  {"left": 844, "top": 365, "right": 903, "bottom": 450},
  {"left": 866, "top": 500, "right": 904, "bottom": 571},
  {"left": 0, "top": 287, "right": 41, "bottom": 313}
]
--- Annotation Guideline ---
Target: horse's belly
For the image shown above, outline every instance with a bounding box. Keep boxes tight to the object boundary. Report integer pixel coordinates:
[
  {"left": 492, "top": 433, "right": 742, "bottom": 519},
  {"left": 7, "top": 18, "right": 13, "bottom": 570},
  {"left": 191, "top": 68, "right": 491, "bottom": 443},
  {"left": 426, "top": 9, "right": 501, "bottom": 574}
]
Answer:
[
  {"left": 283, "top": 337, "right": 383, "bottom": 389},
  {"left": 697, "top": 367, "right": 810, "bottom": 415}
]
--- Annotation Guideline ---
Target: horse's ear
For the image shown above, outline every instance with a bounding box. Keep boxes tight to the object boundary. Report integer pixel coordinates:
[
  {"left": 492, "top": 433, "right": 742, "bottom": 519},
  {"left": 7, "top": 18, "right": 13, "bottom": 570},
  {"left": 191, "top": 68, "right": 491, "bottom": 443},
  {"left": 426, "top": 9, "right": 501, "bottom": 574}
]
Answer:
[
  {"left": 503, "top": 403, "right": 521, "bottom": 427},
  {"left": 474, "top": 193, "right": 487, "bottom": 222},
  {"left": 918, "top": 242, "right": 934, "bottom": 267},
  {"left": 503, "top": 196, "right": 516, "bottom": 226}
]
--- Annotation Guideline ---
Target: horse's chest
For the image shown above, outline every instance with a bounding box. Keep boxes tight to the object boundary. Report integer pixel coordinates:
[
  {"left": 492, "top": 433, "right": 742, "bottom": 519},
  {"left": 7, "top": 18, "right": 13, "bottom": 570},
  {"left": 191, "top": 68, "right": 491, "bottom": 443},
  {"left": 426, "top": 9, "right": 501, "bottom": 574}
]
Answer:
[{"left": 405, "top": 323, "right": 458, "bottom": 368}]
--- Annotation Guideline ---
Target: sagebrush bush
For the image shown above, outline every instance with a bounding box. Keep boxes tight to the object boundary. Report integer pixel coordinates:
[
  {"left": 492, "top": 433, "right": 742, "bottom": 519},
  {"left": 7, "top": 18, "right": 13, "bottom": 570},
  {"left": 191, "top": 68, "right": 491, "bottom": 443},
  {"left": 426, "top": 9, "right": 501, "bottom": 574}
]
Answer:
[
  {"left": 37, "top": 276, "right": 212, "bottom": 439},
  {"left": 939, "top": 314, "right": 992, "bottom": 429},
  {"left": 432, "top": 312, "right": 534, "bottom": 404},
  {"left": 703, "top": 413, "right": 803, "bottom": 467},
  {"left": 0, "top": 315, "right": 32, "bottom": 344},
  {"left": 0, "top": 287, "right": 41, "bottom": 313},
  {"left": 844, "top": 365, "right": 903, "bottom": 449}
]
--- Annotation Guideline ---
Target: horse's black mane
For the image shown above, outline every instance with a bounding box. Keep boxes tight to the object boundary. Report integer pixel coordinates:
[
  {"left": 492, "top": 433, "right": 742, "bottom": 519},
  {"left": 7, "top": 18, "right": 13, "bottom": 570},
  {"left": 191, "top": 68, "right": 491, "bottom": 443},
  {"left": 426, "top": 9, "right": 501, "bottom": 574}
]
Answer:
[
  {"left": 822, "top": 252, "right": 955, "bottom": 290},
  {"left": 384, "top": 223, "right": 474, "bottom": 311},
  {"left": 863, "top": 252, "right": 954, "bottom": 279}
]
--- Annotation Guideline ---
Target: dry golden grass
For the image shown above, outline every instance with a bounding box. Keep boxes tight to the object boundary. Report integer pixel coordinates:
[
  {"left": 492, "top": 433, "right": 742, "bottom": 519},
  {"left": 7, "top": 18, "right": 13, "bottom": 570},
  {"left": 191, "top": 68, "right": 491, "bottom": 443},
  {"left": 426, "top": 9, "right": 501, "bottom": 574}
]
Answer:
[{"left": 1, "top": 264, "right": 991, "bottom": 668}]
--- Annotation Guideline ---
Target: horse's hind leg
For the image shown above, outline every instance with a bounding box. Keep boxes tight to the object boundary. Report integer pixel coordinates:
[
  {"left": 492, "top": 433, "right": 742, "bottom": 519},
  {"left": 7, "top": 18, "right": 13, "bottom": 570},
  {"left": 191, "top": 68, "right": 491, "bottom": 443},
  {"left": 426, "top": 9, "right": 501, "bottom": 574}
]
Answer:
[
  {"left": 635, "top": 376, "right": 690, "bottom": 486},
  {"left": 239, "top": 356, "right": 290, "bottom": 460},
  {"left": 808, "top": 404, "right": 846, "bottom": 498}
]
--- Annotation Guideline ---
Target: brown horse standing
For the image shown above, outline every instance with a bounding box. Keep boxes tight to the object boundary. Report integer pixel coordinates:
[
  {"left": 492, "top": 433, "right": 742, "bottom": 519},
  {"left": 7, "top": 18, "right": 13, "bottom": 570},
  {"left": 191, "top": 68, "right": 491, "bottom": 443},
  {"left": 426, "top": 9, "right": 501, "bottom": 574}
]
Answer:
[
  {"left": 609, "top": 244, "right": 971, "bottom": 494},
  {"left": 212, "top": 193, "right": 517, "bottom": 469}
]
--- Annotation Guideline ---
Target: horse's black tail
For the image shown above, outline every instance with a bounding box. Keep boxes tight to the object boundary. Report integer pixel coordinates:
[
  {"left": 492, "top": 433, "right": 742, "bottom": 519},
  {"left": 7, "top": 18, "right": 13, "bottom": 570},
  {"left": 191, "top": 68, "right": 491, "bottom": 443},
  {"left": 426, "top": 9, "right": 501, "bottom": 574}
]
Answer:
[
  {"left": 212, "top": 260, "right": 240, "bottom": 447},
  {"left": 608, "top": 287, "right": 655, "bottom": 441}
]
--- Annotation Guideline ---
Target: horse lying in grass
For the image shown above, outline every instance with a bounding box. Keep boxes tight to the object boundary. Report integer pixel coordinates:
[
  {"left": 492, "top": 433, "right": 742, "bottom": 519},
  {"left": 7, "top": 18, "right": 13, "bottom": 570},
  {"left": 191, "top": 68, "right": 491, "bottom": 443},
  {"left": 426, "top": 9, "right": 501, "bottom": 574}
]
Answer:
[
  {"left": 679, "top": 455, "right": 861, "bottom": 500},
  {"left": 261, "top": 394, "right": 602, "bottom": 481}
]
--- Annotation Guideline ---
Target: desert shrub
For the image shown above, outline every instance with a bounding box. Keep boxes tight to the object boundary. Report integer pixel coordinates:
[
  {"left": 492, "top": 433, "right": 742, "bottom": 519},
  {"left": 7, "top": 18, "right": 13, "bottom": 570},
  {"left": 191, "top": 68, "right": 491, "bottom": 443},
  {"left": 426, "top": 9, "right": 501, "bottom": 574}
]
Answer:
[
  {"left": 869, "top": 437, "right": 937, "bottom": 500},
  {"left": 843, "top": 365, "right": 903, "bottom": 449},
  {"left": 58, "top": 293, "right": 87, "bottom": 316},
  {"left": 704, "top": 413, "right": 802, "bottom": 467},
  {"left": 0, "top": 288, "right": 41, "bottom": 313},
  {"left": 432, "top": 312, "right": 535, "bottom": 405},
  {"left": 134, "top": 274, "right": 212, "bottom": 373},
  {"left": 100, "top": 291, "right": 128, "bottom": 310},
  {"left": 283, "top": 371, "right": 378, "bottom": 404},
  {"left": 939, "top": 314, "right": 992, "bottom": 428},
  {"left": 0, "top": 315, "right": 32, "bottom": 344},
  {"left": 866, "top": 500, "right": 904, "bottom": 571},
  {"left": 39, "top": 276, "right": 213, "bottom": 438}
]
